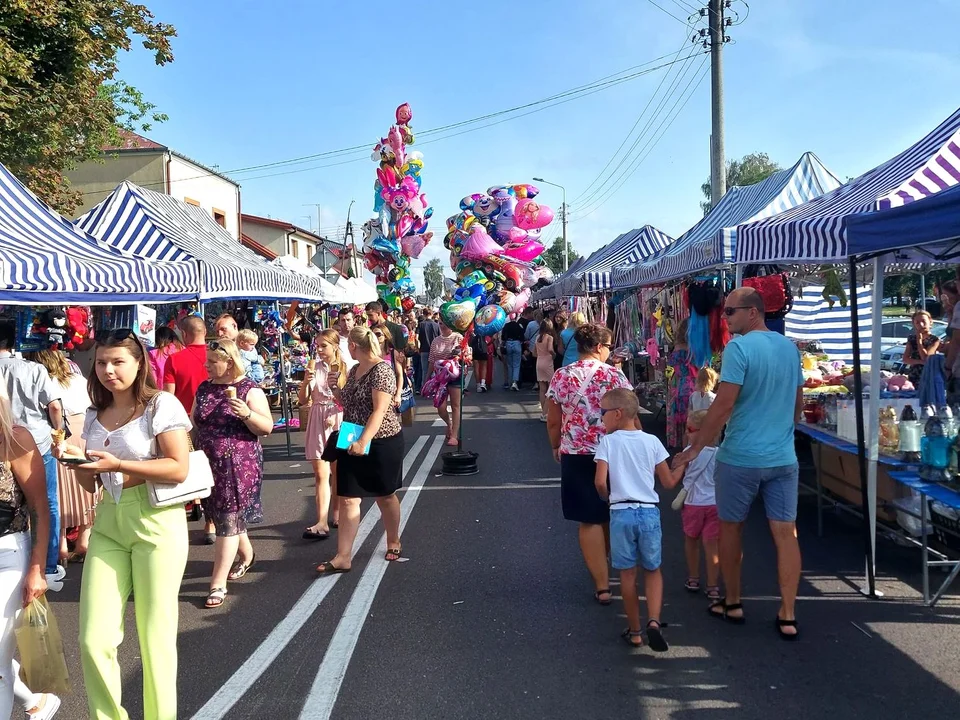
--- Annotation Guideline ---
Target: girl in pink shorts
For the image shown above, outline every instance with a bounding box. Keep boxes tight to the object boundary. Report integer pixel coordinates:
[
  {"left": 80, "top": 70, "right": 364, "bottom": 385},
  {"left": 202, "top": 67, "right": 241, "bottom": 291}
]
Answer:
[{"left": 672, "top": 410, "right": 721, "bottom": 600}]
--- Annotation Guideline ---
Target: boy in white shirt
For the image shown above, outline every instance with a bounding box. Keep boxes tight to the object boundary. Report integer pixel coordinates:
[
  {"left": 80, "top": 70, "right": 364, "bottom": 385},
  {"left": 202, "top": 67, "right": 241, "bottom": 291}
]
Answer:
[
  {"left": 594, "top": 388, "right": 678, "bottom": 652},
  {"left": 672, "top": 410, "right": 721, "bottom": 601}
]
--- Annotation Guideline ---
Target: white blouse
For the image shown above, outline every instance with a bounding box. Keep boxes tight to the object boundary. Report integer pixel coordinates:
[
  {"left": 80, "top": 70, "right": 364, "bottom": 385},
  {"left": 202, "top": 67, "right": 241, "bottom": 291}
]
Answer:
[{"left": 82, "top": 391, "right": 192, "bottom": 502}]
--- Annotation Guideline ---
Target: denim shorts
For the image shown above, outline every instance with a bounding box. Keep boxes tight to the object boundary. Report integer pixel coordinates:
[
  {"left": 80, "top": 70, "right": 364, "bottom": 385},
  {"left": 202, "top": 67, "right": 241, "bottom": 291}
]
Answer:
[
  {"left": 609, "top": 506, "right": 662, "bottom": 571},
  {"left": 715, "top": 461, "right": 799, "bottom": 523}
]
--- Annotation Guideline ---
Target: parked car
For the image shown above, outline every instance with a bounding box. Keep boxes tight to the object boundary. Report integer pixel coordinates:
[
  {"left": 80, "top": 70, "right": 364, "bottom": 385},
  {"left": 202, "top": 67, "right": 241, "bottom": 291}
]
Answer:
[{"left": 878, "top": 319, "right": 948, "bottom": 371}]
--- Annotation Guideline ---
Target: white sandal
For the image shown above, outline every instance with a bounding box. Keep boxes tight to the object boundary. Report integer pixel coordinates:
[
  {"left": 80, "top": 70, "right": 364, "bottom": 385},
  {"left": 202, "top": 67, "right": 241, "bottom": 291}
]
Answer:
[{"left": 205, "top": 587, "right": 227, "bottom": 608}]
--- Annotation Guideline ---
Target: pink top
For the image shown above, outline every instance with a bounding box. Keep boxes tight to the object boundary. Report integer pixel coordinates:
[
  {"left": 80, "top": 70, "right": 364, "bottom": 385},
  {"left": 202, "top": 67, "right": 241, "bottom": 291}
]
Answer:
[
  {"left": 307, "top": 362, "right": 341, "bottom": 409},
  {"left": 149, "top": 345, "right": 180, "bottom": 388},
  {"left": 546, "top": 360, "right": 632, "bottom": 455}
]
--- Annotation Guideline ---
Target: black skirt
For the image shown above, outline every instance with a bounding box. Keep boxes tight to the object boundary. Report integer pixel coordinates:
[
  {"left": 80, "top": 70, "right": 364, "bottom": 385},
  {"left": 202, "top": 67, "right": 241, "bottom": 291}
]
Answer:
[
  {"left": 332, "top": 431, "right": 405, "bottom": 498},
  {"left": 560, "top": 453, "right": 609, "bottom": 524}
]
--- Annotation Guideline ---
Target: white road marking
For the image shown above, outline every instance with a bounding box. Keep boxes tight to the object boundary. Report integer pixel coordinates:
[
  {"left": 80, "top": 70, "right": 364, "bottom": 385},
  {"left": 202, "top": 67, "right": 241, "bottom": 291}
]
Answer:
[
  {"left": 431, "top": 418, "right": 446, "bottom": 428},
  {"left": 299, "top": 435, "right": 446, "bottom": 720},
  {"left": 191, "top": 434, "right": 431, "bottom": 720}
]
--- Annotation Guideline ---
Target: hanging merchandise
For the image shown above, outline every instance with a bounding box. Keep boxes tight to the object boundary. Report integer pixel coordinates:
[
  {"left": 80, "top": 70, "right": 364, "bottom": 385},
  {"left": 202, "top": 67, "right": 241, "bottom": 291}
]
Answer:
[
  {"left": 742, "top": 264, "right": 793, "bottom": 319},
  {"left": 687, "top": 310, "right": 712, "bottom": 369},
  {"left": 134, "top": 305, "right": 157, "bottom": 347},
  {"left": 708, "top": 304, "right": 731, "bottom": 352}
]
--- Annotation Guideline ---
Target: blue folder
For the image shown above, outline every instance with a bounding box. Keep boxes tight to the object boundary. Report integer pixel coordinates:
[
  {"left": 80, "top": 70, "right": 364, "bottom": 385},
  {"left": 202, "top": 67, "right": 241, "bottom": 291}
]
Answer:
[{"left": 337, "top": 422, "right": 370, "bottom": 455}]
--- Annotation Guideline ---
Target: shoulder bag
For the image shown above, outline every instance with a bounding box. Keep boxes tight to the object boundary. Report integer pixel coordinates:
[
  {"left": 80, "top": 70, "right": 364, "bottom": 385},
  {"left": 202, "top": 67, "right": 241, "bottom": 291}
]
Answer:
[{"left": 145, "top": 395, "right": 215, "bottom": 508}]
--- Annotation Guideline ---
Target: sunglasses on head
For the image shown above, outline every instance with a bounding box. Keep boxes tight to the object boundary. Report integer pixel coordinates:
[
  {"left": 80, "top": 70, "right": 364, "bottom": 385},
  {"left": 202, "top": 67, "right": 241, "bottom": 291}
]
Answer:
[
  {"left": 207, "top": 341, "right": 231, "bottom": 356},
  {"left": 103, "top": 328, "right": 144, "bottom": 349}
]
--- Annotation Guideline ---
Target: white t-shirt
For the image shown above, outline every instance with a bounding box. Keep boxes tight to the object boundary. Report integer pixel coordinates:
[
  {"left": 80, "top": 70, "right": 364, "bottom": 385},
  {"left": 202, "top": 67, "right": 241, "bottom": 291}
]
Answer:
[
  {"left": 594, "top": 429, "right": 669, "bottom": 506},
  {"left": 688, "top": 390, "right": 716, "bottom": 413},
  {"left": 682, "top": 445, "right": 717, "bottom": 507},
  {"left": 339, "top": 334, "right": 358, "bottom": 370}
]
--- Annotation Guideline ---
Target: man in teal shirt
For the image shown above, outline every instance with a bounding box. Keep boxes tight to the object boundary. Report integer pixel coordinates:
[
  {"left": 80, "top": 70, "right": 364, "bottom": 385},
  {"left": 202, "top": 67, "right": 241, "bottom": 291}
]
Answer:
[{"left": 675, "top": 288, "right": 804, "bottom": 640}]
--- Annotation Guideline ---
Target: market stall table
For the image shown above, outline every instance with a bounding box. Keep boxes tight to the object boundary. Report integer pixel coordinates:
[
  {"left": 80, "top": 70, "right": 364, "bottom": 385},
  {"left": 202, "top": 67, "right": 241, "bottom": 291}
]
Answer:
[{"left": 886, "top": 471, "right": 960, "bottom": 607}]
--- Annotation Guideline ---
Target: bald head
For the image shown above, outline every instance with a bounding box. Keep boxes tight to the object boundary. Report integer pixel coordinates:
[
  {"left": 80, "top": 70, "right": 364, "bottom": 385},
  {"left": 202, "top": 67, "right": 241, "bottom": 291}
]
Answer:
[
  {"left": 731, "top": 287, "right": 766, "bottom": 313},
  {"left": 724, "top": 287, "right": 767, "bottom": 334},
  {"left": 180, "top": 315, "right": 207, "bottom": 343}
]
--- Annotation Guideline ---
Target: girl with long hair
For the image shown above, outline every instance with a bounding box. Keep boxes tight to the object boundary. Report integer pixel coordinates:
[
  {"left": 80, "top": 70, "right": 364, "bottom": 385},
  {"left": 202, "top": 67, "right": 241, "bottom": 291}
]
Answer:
[
  {"left": 534, "top": 320, "right": 556, "bottom": 422},
  {"left": 68, "top": 329, "right": 191, "bottom": 720},
  {"left": 300, "top": 329, "right": 346, "bottom": 540},
  {"left": 148, "top": 326, "right": 183, "bottom": 388}
]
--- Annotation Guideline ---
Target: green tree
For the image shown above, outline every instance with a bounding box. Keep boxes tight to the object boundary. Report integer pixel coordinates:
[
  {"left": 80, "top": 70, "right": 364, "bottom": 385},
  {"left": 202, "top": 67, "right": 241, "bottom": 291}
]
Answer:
[
  {"left": 542, "top": 236, "right": 582, "bottom": 275},
  {"left": 423, "top": 258, "right": 445, "bottom": 302},
  {"left": 0, "top": 2, "right": 176, "bottom": 213},
  {"left": 700, "top": 152, "right": 782, "bottom": 215}
]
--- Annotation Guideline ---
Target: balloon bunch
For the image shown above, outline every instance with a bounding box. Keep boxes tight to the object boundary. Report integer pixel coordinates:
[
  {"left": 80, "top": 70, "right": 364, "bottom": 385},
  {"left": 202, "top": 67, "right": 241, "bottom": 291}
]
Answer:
[
  {"left": 364, "top": 103, "right": 433, "bottom": 309},
  {"left": 438, "top": 184, "right": 555, "bottom": 335}
]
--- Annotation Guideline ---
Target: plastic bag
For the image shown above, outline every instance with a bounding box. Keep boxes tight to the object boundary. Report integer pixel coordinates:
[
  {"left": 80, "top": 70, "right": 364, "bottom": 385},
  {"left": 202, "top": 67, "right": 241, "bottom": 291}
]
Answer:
[{"left": 15, "top": 595, "right": 70, "bottom": 695}]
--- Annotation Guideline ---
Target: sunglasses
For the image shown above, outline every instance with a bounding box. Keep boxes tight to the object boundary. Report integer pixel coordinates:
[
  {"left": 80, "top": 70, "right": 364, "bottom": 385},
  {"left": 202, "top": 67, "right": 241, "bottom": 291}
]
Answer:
[
  {"left": 723, "top": 306, "right": 753, "bottom": 317},
  {"left": 207, "top": 341, "right": 231, "bottom": 356},
  {"left": 103, "top": 328, "right": 145, "bottom": 350},
  {"left": 600, "top": 407, "right": 621, "bottom": 416}
]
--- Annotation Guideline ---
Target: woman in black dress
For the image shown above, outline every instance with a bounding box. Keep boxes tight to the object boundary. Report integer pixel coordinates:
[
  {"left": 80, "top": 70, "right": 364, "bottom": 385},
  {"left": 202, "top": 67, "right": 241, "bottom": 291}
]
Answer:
[
  {"left": 317, "top": 326, "right": 404, "bottom": 573},
  {"left": 902, "top": 310, "right": 941, "bottom": 384}
]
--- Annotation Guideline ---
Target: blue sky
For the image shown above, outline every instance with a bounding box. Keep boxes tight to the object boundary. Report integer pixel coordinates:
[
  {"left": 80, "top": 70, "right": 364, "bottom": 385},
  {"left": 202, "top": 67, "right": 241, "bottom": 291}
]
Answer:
[{"left": 114, "top": 0, "right": 960, "bottom": 290}]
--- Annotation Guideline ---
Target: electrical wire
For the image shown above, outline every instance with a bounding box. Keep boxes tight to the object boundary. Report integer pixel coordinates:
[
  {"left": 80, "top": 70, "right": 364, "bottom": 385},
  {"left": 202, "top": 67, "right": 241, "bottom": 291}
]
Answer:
[
  {"left": 667, "top": 0, "right": 700, "bottom": 17},
  {"left": 644, "top": 0, "right": 692, "bottom": 26}
]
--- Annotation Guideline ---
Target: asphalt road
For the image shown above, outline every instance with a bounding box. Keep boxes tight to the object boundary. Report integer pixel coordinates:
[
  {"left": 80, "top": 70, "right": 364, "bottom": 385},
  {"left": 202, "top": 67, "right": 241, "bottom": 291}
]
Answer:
[{"left": 44, "top": 376, "right": 960, "bottom": 720}]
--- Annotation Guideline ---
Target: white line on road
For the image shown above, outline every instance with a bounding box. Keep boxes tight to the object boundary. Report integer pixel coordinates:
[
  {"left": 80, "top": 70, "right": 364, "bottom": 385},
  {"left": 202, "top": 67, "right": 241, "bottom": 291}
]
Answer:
[
  {"left": 191, "top": 434, "right": 431, "bottom": 720},
  {"left": 299, "top": 435, "right": 446, "bottom": 720}
]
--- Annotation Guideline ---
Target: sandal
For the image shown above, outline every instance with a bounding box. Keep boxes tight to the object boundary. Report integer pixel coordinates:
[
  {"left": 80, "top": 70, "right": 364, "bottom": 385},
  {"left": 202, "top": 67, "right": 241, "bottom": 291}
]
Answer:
[
  {"left": 620, "top": 628, "right": 643, "bottom": 647},
  {"left": 316, "top": 559, "right": 351, "bottom": 575},
  {"left": 205, "top": 587, "right": 227, "bottom": 608},
  {"left": 705, "top": 585, "right": 721, "bottom": 602},
  {"left": 384, "top": 546, "right": 402, "bottom": 562},
  {"left": 302, "top": 528, "right": 329, "bottom": 541},
  {"left": 684, "top": 577, "right": 701, "bottom": 593},
  {"left": 228, "top": 553, "right": 256, "bottom": 581},
  {"left": 646, "top": 619, "right": 669, "bottom": 652},
  {"left": 594, "top": 588, "right": 612, "bottom": 606},
  {"left": 708, "top": 598, "right": 746, "bottom": 625},
  {"left": 776, "top": 617, "right": 800, "bottom": 641}
]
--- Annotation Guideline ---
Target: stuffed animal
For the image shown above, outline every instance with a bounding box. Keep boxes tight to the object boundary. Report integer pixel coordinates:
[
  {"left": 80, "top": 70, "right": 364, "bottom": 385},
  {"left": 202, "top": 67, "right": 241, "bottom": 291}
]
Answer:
[
  {"left": 65, "top": 306, "right": 90, "bottom": 350},
  {"left": 40, "top": 308, "right": 69, "bottom": 349}
]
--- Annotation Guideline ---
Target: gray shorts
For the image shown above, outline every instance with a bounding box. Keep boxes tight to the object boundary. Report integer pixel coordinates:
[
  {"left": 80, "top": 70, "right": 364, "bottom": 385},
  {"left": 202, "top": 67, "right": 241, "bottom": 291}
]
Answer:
[{"left": 715, "top": 461, "right": 799, "bottom": 523}]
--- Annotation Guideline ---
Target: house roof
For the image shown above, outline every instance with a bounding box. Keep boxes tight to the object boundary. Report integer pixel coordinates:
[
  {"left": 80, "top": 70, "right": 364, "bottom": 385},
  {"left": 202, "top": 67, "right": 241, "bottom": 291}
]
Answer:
[
  {"left": 241, "top": 213, "right": 326, "bottom": 243},
  {"left": 240, "top": 233, "right": 278, "bottom": 260},
  {"left": 101, "top": 129, "right": 239, "bottom": 187}
]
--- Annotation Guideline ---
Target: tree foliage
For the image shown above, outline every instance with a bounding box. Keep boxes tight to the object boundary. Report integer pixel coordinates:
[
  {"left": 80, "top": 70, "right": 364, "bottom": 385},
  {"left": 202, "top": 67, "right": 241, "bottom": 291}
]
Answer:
[
  {"left": 0, "top": 2, "right": 176, "bottom": 213},
  {"left": 542, "top": 236, "right": 582, "bottom": 275},
  {"left": 423, "top": 258, "right": 445, "bottom": 302},
  {"left": 700, "top": 152, "right": 782, "bottom": 215}
]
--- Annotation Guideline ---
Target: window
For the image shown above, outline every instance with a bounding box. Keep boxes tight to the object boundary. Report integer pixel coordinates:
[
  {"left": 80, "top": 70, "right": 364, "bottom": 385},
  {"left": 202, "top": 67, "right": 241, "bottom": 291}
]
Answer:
[
  {"left": 291, "top": 239, "right": 299, "bottom": 258},
  {"left": 212, "top": 208, "right": 226, "bottom": 227},
  {"left": 303, "top": 244, "right": 313, "bottom": 262},
  {"left": 184, "top": 197, "right": 200, "bottom": 207}
]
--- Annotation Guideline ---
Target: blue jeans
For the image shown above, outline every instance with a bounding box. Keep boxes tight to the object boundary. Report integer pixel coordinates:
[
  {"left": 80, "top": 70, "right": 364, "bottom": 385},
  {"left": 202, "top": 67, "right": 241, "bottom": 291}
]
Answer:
[
  {"left": 41, "top": 451, "right": 60, "bottom": 573},
  {"left": 504, "top": 341, "right": 522, "bottom": 384},
  {"left": 419, "top": 352, "right": 430, "bottom": 391},
  {"left": 609, "top": 506, "right": 662, "bottom": 571}
]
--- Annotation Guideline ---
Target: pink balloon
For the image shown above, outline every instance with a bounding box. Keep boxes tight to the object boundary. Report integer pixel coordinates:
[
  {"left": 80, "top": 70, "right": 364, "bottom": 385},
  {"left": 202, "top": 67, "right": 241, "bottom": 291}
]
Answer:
[
  {"left": 514, "top": 199, "right": 554, "bottom": 231},
  {"left": 502, "top": 241, "right": 545, "bottom": 263},
  {"left": 513, "top": 287, "right": 531, "bottom": 315},
  {"left": 505, "top": 226, "right": 530, "bottom": 244},
  {"left": 401, "top": 232, "right": 432, "bottom": 259},
  {"left": 460, "top": 225, "right": 504, "bottom": 263}
]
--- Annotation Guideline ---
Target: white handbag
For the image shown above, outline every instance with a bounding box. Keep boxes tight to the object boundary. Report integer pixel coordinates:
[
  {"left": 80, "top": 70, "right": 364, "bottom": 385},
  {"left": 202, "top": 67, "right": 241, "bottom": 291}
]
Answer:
[{"left": 145, "top": 396, "right": 214, "bottom": 508}]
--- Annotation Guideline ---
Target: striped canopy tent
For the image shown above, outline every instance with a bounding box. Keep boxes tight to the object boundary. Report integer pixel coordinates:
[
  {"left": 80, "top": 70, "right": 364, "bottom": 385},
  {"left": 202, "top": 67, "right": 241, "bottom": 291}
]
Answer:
[
  {"left": 736, "top": 107, "right": 960, "bottom": 264},
  {"left": 78, "top": 182, "right": 323, "bottom": 302},
  {"left": 533, "top": 256, "right": 586, "bottom": 301},
  {"left": 0, "top": 163, "right": 196, "bottom": 305},
  {"left": 560, "top": 226, "right": 674, "bottom": 296},
  {"left": 611, "top": 152, "right": 841, "bottom": 289}
]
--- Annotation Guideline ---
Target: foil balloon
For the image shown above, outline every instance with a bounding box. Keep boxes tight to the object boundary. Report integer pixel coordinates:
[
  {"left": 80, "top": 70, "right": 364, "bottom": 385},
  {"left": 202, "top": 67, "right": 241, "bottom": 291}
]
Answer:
[
  {"left": 497, "top": 289, "right": 519, "bottom": 313},
  {"left": 401, "top": 296, "right": 416, "bottom": 312},
  {"left": 440, "top": 300, "right": 476, "bottom": 332},
  {"left": 400, "top": 232, "right": 432, "bottom": 259},
  {"left": 460, "top": 225, "right": 504, "bottom": 263},
  {"left": 513, "top": 287, "right": 531, "bottom": 315},
  {"left": 502, "top": 240, "right": 545, "bottom": 263},
  {"left": 514, "top": 199, "right": 554, "bottom": 230},
  {"left": 474, "top": 304, "right": 506, "bottom": 337}
]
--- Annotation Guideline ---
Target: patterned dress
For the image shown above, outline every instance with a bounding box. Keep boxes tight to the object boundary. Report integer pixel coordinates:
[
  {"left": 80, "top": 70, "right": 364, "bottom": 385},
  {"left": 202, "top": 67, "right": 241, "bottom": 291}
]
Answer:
[
  {"left": 905, "top": 333, "right": 939, "bottom": 384},
  {"left": 194, "top": 378, "right": 264, "bottom": 536},
  {"left": 666, "top": 348, "right": 698, "bottom": 448}
]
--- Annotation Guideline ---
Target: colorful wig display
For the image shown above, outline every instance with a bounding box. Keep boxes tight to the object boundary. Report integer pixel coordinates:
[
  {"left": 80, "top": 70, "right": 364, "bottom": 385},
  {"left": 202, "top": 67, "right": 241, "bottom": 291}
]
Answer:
[{"left": 688, "top": 310, "right": 712, "bottom": 369}]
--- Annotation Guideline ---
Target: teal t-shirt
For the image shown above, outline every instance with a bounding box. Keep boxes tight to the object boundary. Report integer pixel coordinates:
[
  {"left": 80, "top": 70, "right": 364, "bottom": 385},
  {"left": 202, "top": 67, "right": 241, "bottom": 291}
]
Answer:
[
  {"left": 561, "top": 328, "right": 579, "bottom": 366},
  {"left": 716, "top": 331, "right": 804, "bottom": 469}
]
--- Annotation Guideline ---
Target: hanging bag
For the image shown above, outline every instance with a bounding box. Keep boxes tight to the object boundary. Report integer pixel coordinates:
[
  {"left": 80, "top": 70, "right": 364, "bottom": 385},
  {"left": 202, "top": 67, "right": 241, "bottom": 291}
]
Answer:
[
  {"left": 742, "top": 264, "right": 793, "bottom": 319},
  {"left": 145, "top": 395, "right": 215, "bottom": 508},
  {"left": 15, "top": 595, "right": 71, "bottom": 695}
]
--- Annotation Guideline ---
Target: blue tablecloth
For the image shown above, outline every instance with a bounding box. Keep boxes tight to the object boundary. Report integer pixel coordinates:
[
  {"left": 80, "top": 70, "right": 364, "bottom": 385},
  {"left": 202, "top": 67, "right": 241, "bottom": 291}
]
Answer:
[
  {"left": 888, "top": 471, "right": 960, "bottom": 511},
  {"left": 795, "top": 423, "right": 917, "bottom": 468}
]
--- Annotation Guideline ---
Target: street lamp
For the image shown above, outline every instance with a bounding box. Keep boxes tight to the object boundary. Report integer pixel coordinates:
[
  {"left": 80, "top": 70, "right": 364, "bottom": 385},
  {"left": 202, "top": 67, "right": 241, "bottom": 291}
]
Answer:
[{"left": 533, "top": 177, "right": 568, "bottom": 272}]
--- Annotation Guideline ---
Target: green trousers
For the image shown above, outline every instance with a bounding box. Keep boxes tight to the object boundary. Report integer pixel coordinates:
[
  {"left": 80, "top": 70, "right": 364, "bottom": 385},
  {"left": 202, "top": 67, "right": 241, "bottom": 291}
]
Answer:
[{"left": 79, "top": 483, "right": 188, "bottom": 720}]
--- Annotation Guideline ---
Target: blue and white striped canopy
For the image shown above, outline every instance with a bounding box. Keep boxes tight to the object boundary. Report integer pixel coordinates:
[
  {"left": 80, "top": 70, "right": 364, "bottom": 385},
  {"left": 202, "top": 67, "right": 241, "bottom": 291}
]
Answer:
[
  {"left": 78, "top": 182, "right": 322, "bottom": 302},
  {"left": 561, "top": 226, "right": 674, "bottom": 295},
  {"left": 787, "top": 283, "right": 873, "bottom": 365},
  {"left": 737, "top": 107, "right": 960, "bottom": 263},
  {"left": 533, "top": 256, "right": 586, "bottom": 300},
  {"left": 0, "top": 163, "right": 196, "bottom": 305},
  {"left": 611, "top": 153, "right": 841, "bottom": 289}
]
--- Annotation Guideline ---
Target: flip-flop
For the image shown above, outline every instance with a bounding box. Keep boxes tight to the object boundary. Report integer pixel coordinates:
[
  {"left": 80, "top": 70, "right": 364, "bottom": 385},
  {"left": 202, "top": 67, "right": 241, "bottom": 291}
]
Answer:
[
  {"left": 646, "top": 620, "right": 669, "bottom": 652},
  {"left": 316, "top": 560, "right": 351, "bottom": 575},
  {"left": 302, "top": 528, "right": 330, "bottom": 541},
  {"left": 708, "top": 598, "right": 745, "bottom": 625},
  {"left": 776, "top": 617, "right": 800, "bottom": 641}
]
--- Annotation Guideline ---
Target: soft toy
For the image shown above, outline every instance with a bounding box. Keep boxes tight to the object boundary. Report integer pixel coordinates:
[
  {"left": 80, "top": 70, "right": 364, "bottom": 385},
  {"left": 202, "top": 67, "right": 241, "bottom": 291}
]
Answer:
[
  {"left": 40, "top": 308, "right": 69, "bottom": 349},
  {"left": 421, "top": 358, "right": 461, "bottom": 408},
  {"left": 65, "top": 306, "right": 90, "bottom": 350}
]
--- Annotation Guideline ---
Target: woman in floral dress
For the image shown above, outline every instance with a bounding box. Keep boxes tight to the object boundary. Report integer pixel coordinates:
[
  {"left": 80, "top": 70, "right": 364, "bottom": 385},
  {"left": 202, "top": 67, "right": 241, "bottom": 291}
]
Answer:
[
  {"left": 194, "top": 339, "right": 273, "bottom": 608},
  {"left": 546, "top": 323, "right": 632, "bottom": 606},
  {"left": 666, "top": 317, "right": 698, "bottom": 450}
]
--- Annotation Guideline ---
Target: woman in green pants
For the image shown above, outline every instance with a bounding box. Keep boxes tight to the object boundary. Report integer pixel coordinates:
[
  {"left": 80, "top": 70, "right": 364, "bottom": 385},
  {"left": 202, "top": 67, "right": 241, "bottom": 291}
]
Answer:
[{"left": 67, "top": 329, "right": 191, "bottom": 720}]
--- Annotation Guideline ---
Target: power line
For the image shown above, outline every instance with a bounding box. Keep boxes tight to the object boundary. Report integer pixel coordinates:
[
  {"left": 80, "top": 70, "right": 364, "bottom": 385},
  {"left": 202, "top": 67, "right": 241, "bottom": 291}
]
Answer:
[{"left": 644, "top": 0, "right": 692, "bottom": 26}]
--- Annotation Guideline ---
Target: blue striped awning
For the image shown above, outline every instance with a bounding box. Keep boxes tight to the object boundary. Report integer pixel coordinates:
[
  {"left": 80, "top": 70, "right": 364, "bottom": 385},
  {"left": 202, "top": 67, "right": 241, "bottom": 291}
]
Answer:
[
  {"left": 0, "top": 163, "right": 196, "bottom": 305},
  {"left": 737, "top": 107, "right": 960, "bottom": 263},
  {"left": 786, "top": 284, "right": 873, "bottom": 365},
  {"left": 563, "top": 226, "right": 674, "bottom": 295},
  {"left": 534, "top": 256, "right": 586, "bottom": 300},
  {"left": 77, "top": 182, "right": 323, "bottom": 302},
  {"left": 611, "top": 152, "right": 841, "bottom": 289}
]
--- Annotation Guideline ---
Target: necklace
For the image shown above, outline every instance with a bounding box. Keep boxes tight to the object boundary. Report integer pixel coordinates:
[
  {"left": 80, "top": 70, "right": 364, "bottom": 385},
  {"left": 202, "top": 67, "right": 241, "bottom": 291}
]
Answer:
[{"left": 103, "top": 403, "right": 139, "bottom": 431}]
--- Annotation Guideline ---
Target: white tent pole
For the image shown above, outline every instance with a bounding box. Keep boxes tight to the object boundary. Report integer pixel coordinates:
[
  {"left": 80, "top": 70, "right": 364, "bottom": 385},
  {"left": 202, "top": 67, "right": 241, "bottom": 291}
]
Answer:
[
  {"left": 735, "top": 263, "right": 743, "bottom": 288},
  {"left": 866, "top": 256, "right": 883, "bottom": 594}
]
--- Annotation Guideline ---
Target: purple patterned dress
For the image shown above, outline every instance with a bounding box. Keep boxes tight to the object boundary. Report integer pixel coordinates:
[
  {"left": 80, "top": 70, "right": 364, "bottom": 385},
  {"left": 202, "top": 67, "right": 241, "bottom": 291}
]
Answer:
[{"left": 194, "top": 378, "right": 264, "bottom": 536}]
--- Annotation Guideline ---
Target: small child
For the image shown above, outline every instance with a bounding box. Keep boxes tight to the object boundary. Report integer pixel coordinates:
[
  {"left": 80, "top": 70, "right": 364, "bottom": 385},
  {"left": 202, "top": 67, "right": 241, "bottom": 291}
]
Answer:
[
  {"left": 237, "top": 329, "right": 266, "bottom": 384},
  {"left": 594, "top": 388, "right": 679, "bottom": 652},
  {"left": 688, "top": 367, "right": 718, "bottom": 413},
  {"left": 671, "top": 410, "right": 720, "bottom": 601}
]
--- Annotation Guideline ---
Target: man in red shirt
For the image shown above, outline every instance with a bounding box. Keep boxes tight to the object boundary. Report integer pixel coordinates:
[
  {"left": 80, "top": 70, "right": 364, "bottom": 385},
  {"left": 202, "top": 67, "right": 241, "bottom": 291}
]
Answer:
[{"left": 163, "top": 314, "right": 208, "bottom": 414}]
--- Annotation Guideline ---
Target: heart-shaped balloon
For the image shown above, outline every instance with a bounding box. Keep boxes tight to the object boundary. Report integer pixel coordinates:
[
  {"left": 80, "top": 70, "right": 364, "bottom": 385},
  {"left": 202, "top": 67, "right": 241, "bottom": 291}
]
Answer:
[
  {"left": 440, "top": 300, "right": 476, "bottom": 333},
  {"left": 514, "top": 199, "right": 554, "bottom": 230},
  {"left": 474, "top": 304, "right": 506, "bottom": 337},
  {"left": 503, "top": 240, "right": 545, "bottom": 263},
  {"left": 460, "top": 225, "right": 504, "bottom": 263}
]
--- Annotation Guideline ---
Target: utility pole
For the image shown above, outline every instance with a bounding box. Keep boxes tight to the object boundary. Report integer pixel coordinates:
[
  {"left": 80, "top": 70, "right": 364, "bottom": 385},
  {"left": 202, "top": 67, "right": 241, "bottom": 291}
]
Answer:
[
  {"left": 303, "top": 203, "right": 322, "bottom": 236},
  {"left": 561, "top": 202, "right": 569, "bottom": 273},
  {"left": 707, "top": 0, "right": 728, "bottom": 208}
]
